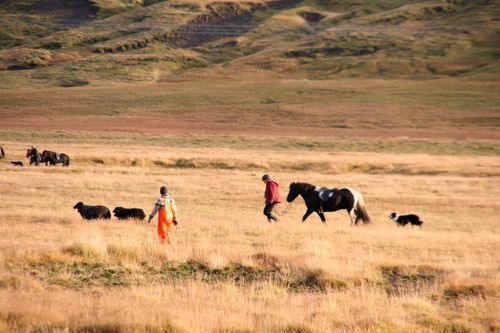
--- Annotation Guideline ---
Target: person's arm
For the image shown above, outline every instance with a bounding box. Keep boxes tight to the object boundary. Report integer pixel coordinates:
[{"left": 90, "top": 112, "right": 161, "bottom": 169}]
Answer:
[
  {"left": 170, "top": 197, "right": 178, "bottom": 225},
  {"left": 148, "top": 198, "right": 162, "bottom": 223}
]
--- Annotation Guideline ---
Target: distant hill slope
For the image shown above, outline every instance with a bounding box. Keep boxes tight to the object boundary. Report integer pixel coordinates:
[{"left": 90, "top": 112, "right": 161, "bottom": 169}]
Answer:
[{"left": 0, "top": 0, "right": 498, "bottom": 87}]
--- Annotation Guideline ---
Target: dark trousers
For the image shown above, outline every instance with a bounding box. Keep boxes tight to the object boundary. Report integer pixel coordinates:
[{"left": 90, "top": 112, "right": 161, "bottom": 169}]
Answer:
[{"left": 263, "top": 203, "right": 278, "bottom": 222}]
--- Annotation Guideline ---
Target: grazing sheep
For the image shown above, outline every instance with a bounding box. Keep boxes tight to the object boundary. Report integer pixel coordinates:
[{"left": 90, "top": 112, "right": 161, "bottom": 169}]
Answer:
[
  {"left": 58, "top": 153, "right": 70, "bottom": 166},
  {"left": 389, "top": 212, "right": 423, "bottom": 227},
  {"left": 113, "top": 207, "right": 146, "bottom": 220},
  {"left": 73, "top": 202, "right": 111, "bottom": 220}
]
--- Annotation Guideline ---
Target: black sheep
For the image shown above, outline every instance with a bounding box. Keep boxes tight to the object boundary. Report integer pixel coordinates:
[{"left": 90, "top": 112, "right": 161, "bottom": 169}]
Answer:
[
  {"left": 113, "top": 207, "right": 146, "bottom": 220},
  {"left": 73, "top": 202, "right": 111, "bottom": 220}
]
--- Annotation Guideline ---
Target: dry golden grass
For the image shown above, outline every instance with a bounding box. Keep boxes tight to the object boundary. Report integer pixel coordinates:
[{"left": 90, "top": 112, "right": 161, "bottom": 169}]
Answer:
[{"left": 0, "top": 138, "right": 499, "bottom": 332}]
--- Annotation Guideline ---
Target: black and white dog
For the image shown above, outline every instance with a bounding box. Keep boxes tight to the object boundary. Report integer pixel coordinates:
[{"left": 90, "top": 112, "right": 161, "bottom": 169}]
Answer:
[
  {"left": 10, "top": 160, "right": 23, "bottom": 167},
  {"left": 389, "top": 212, "right": 423, "bottom": 227}
]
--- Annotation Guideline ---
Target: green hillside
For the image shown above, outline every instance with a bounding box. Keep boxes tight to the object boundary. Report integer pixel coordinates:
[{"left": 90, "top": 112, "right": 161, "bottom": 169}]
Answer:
[{"left": 0, "top": 0, "right": 498, "bottom": 87}]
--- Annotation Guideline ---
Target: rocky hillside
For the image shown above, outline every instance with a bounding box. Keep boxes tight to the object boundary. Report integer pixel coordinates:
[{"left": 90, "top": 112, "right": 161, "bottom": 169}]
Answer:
[{"left": 0, "top": 0, "right": 498, "bottom": 87}]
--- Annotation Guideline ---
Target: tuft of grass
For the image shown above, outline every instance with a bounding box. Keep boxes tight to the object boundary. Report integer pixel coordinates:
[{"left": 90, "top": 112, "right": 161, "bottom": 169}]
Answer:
[
  {"left": 0, "top": 48, "right": 53, "bottom": 70},
  {"left": 442, "top": 282, "right": 493, "bottom": 301},
  {"left": 287, "top": 269, "right": 347, "bottom": 293},
  {"left": 29, "top": 216, "right": 53, "bottom": 224},
  {"left": 380, "top": 265, "right": 448, "bottom": 295},
  {"left": 62, "top": 243, "right": 102, "bottom": 259},
  {"left": 251, "top": 252, "right": 280, "bottom": 269},
  {"left": 58, "top": 217, "right": 72, "bottom": 225},
  {"left": 0, "top": 275, "right": 22, "bottom": 289},
  {"left": 107, "top": 244, "right": 139, "bottom": 261},
  {"left": 172, "top": 158, "right": 196, "bottom": 168},
  {"left": 279, "top": 323, "right": 315, "bottom": 333},
  {"left": 56, "top": 76, "right": 89, "bottom": 88},
  {"left": 153, "top": 160, "right": 169, "bottom": 167}
]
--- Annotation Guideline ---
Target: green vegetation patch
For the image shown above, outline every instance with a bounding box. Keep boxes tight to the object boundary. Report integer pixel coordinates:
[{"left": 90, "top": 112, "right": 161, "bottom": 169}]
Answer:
[
  {"left": 159, "top": 259, "right": 282, "bottom": 284},
  {"left": 4, "top": 255, "right": 348, "bottom": 293},
  {"left": 380, "top": 264, "right": 448, "bottom": 296},
  {"left": 31, "top": 260, "right": 130, "bottom": 288},
  {"left": 286, "top": 268, "right": 348, "bottom": 293},
  {"left": 278, "top": 323, "right": 315, "bottom": 333},
  {"left": 156, "top": 259, "right": 348, "bottom": 293},
  {"left": 442, "top": 283, "right": 496, "bottom": 301},
  {"left": 7, "top": 320, "right": 184, "bottom": 333}
]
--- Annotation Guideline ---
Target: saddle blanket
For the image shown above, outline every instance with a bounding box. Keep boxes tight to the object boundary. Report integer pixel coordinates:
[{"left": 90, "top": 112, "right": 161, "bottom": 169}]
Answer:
[{"left": 314, "top": 186, "right": 338, "bottom": 201}]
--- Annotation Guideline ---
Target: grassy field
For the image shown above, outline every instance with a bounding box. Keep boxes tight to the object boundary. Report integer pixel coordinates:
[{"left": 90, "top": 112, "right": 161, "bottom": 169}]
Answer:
[
  {"left": 0, "top": 0, "right": 499, "bottom": 331},
  {"left": 0, "top": 136, "right": 499, "bottom": 332}
]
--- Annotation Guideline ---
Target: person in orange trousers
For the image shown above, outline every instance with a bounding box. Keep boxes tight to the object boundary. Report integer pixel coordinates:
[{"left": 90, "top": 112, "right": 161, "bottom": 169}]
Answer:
[{"left": 148, "top": 186, "right": 178, "bottom": 244}]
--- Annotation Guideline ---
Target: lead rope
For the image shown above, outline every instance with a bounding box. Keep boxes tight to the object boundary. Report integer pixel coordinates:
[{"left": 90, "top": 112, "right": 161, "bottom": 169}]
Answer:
[{"left": 273, "top": 201, "right": 293, "bottom": 216}]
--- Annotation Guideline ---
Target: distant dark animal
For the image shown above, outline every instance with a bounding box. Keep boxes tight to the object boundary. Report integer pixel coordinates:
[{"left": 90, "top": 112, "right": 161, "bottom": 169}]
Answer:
[
  {"left": 286, "top": 182, "right": 370, "bottom": 225},
  {"left": 0, "top": 146, "right": 4, "bottom": 158},
  {"left": 113, "top": 207, "right": 146, "bottom": 220},
  {"left": 388, "top": 212, "right": 423, "bottom": 227},
  {"left": 10, "top": 160, "right": 23, "bottom": 167},
  {"left": 57, "top": 153, "right": 70, "bottom": 167},
  {"left": 73, "top": 202, "right": 111, "bottom": 220},
  {"left": 26, "top": 148, "right": 42, "bottom": 166},
  {"left": 41, "top": 150, "right": 58, "bottom": 166}
]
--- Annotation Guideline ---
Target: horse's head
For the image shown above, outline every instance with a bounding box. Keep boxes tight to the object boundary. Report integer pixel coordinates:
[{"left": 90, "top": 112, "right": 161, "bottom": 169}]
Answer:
[
  {"left": 26, "top": 149, "right": 31, "bottom": 158},
  {"left": 286, "top": 182, "right": 301, "bottom": 202}
]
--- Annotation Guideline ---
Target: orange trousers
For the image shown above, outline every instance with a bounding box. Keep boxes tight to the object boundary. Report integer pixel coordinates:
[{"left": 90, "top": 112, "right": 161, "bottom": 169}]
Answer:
[{"left": 157, "top": 206, "right": 173, "bottom": 244}]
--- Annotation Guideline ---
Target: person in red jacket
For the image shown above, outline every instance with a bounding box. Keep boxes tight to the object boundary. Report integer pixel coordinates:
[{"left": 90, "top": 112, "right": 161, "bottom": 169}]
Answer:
[{"left": 262, "top": 174, "right": 281, "bottom": 222}]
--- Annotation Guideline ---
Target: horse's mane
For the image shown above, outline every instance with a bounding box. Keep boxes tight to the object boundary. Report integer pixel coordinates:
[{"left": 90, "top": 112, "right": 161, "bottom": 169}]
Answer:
[{"left": 291, "top": 182, "right": 315, "bottom": 193}]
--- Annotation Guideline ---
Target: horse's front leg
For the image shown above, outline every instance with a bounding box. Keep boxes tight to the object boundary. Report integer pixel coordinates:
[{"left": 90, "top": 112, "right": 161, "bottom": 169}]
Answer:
[
  {"left": 302, "top": 209, "right": 314, "bottom": 222},
  {"left": 317, "top": 212, "right": 326, "bottom": 223}
]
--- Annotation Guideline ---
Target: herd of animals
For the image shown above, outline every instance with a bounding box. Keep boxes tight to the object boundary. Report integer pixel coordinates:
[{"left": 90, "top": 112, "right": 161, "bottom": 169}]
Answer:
[
  {"left": 72, "top": 201, "right": 423, "bottom": 227},
  {"left": 1, "top": 144, "right": 424, "bottom": 227},
  {"left": 0, "top": 145, "right": 70, "bottom": 167},
  {"left": 73, "top": 202, "right": 146, "bottom": 220}
]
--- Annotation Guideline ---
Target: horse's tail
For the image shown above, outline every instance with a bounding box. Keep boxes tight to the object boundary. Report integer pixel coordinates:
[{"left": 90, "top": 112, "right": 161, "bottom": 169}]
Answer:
[{"left": 355, "top": 193, "right": 371, "bottom": 224}]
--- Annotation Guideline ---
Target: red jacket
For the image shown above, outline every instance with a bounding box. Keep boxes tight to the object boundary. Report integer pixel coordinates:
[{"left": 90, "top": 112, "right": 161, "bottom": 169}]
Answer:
[{"left": 265, "top": 180, "right": 281, "bottom": 204}]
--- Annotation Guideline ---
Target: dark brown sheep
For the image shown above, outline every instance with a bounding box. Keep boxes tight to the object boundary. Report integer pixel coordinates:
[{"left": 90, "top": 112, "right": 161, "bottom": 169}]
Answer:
[
  {"left": 73, "top": 202, "right": 111, "bottom": 220},
  {"left": 113, "top": 207, "right": 146, "bottom": 220}
]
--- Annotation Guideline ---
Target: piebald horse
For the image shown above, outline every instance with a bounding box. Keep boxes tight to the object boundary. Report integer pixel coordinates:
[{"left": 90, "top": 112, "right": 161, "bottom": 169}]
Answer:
[{"left": 286, "top": 182, "right": 371, "bottom": 225}]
